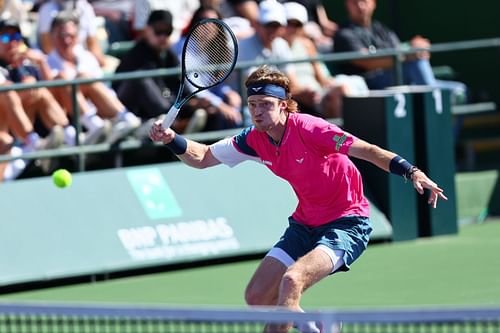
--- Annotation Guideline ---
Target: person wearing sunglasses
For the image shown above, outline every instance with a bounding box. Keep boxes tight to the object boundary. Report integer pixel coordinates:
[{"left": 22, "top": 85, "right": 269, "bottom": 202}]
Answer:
[
  {"left": 282, "top": 2, "right": 368, "bottom": 118},
  {"left": 47, "top": 12, "right": 141, "bottom": 145},
  {"left": 0, "top": 19, "right": 77, "bottom": 181},
  {"left": 114, "top": 10, "right": 210, "bottom": 136}
]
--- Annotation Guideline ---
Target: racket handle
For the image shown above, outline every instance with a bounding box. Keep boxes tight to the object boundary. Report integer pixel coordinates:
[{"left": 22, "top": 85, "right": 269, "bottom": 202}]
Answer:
[{"left": 162, "top": 105, "right": 180, "bottom": 129}]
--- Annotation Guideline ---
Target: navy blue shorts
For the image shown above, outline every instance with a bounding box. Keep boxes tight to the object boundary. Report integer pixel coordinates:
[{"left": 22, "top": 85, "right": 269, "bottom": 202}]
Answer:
[{"left": 271, "top": 215, "right": 372, "bottom": 273}]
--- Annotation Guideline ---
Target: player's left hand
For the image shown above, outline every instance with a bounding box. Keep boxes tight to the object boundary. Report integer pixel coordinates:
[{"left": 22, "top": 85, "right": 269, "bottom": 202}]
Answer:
[
  {"left": 149, "top": 120, "right": 175, "bottom": 144},
  {"left": 411, "top": 170, "right": 448, "bottom": 208}
]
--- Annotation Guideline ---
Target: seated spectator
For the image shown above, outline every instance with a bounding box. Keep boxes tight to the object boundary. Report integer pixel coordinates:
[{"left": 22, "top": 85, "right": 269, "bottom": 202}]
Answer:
[
  {"left": 200, "top": 0, "right": 256, "bottom": 40},
  {"left": 283, "top": 2, "right": 368, "bottom": 118},
  {"left": 0, "top": 20, "right": 76, "bottom": 180},
  {"left": 132, "top": 0, "right": 199, "bottom": 43},
  {"left": 334, "top": 0, "right": 466, "bottom": 99},
  {"left": 37, "top": 0, "right": 107, "bottom": 69},
  {"left": 284, "top": 0, "right": 337, "bottom": 53},
  {"left": 0, "top": 0, "right": 30, "bottom": 35},
  {"left": 172, "top": 5, "right": 242, "bottom": 130},
  {"left": 113, "top": 10, "right": 208, "bottom": 136},
  {"left": 88, "top": 0, "right": 133, "bottom": 43},
  {"left": 47, "top": 13, "right": 141, "bottom": 144},
  {"left": 235, "top": 0, "right": 326, "bottom": 120}
]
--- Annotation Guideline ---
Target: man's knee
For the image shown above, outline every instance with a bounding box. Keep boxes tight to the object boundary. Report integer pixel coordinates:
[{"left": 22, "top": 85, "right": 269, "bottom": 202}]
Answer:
[{"left": 280, "top": 269, "right": 303, "bottom": 293}]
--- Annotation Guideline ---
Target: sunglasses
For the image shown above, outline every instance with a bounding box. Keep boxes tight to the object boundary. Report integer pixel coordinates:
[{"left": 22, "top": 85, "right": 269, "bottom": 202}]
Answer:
[
  {"left": 58, "top": 32, "right": 77, "bottom": 40},
  {"left": 0, "top": 32, "right": 22, "bottom": 44},
  {"left": 264, "top": 22, "right": 282, "bottom": 29},
  {"left": 287, "top": 20, "right": 303, "bottom": 28},
  {"left": 153, "top": 28, "right": 172, "bottom": 36}
]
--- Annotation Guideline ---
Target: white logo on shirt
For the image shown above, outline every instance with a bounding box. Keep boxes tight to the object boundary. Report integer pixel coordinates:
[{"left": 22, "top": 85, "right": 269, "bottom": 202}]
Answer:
[
  {"left": 252, "top": 87, "right": 262, "bottom": 92},
  {"left": 296, "top": 158, "right": 304, "bottom": 164},
  {"left": 262, "top": 160, "right": 273, "bottom": 166}
]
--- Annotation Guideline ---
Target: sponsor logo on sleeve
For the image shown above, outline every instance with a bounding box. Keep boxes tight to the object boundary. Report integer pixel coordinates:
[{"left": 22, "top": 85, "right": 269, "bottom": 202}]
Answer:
[{"left": 333, "top": 134, "right": 347, "bottom": 151}]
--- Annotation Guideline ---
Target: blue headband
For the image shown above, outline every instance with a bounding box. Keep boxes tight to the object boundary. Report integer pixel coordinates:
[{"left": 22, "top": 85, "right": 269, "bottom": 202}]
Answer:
[{"left": 247, "top": 83, "right": 287, "bottom": 100}]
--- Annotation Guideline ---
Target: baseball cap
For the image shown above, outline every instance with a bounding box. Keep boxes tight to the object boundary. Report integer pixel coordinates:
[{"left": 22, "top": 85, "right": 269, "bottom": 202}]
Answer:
[
  {"left": 147, "top": 10, "right": 173, "bottom": 27},
  {"left": 284, "top": 2, "right": 309, "bottom": 24},
  {"left": 0, "top": 19, "right": 21, "bottom": 32},
  {"left": 258, "top": 0, "right": 287, "bottom": 26}
]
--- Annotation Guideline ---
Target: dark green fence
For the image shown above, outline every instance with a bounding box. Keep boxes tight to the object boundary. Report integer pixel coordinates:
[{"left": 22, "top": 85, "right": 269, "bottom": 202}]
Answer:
[{"left": 0, "top": 37, "right": 498, "bottom": 171}]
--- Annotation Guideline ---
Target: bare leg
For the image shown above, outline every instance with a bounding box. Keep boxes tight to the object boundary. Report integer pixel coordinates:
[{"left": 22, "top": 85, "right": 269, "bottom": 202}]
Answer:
[
  {"left": 0, "top": 90, "right": 34, "bottom": 140},
  {"left": 266, "top": 248, "right": 333, "bottom": 333},
  {"left": 80, "top": 82, "right": 123, "bottom": 118},
  {"left": 19, "top": 88, "right": 69, "bottom": 129},
  {"left": 321, "top": 85, "right": 345, "bottom": 119},
  {"left": 245, "top": 256, "right": 287, "bottom": 306},
  {"left": 51, "top": 83, "right": 94, "bottom": 117}
]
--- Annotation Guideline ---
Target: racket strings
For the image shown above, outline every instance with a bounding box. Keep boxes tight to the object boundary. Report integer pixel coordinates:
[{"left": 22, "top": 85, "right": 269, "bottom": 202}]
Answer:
[{"left": 184, "top": 22, "right": 237, "bottom": 88}]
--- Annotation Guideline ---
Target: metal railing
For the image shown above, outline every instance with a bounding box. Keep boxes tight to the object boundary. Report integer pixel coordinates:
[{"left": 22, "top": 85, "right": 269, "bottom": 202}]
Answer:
[{"left": 0, "top": 37, "right": 499, "bottom": 171}]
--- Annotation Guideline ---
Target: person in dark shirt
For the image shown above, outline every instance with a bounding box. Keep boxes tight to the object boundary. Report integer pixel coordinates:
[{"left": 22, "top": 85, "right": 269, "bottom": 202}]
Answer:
[
  {"left": 334, "top": 0, "right": 466, "bottom": 98},
  {"left": 114, "top": 10, "right": 207, "bottom": 135}
]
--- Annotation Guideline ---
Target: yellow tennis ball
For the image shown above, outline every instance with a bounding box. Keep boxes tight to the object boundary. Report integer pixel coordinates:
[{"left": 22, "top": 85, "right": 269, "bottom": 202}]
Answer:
[{"left": 52, "top": 169, "right": 72, "bottom": 188}]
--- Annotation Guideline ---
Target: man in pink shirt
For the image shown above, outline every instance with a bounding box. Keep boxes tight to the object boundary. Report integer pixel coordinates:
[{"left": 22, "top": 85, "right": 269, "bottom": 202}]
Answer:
[{"left": 150, "top": 65, "right": 447, "bottom": 333}]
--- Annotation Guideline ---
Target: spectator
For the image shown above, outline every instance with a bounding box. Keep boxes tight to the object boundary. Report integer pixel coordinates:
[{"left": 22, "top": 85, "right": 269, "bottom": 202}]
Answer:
[
  {"left": 132, "top": 0, "right": 199, "bottom": 42},
  {"left": 235, "top": 0, "right": 327, "bottom": 120},
  {"left": 200, "top": 0, "right": 256, "bottom": 40},
  {"left": 283, "top": 2, "right": 368, "bottom": 118},
  {"left": 0, "top": 19, "right": 76, "bottom": 180},
  {"left": 37, "top": 0, "right": 107, "bottom": 68},
  {"left": 88, "top": 0, "right": 133, "bottom": 43},
  {"left": 283, "top": 0, "right": 337, "bottom": 53},
  {"left": 334, "top": 0, "right": 466, "bottom": 99},
  {"left": 0, "top": 0, "right": 30, "bottom": 35},
  {"left": 114, "top": 10, "right": 207, "bottom": 136},
  {"left": 47, "top": 13, "right": 141, "bottom": 144},
  {"left": 172, "top": 5, "right": 242, "bottom": 130}
]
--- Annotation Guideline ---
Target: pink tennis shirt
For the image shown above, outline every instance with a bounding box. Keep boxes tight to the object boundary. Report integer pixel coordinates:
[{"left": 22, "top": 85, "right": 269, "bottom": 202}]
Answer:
[{"left": 210, "top": 112, "right": 370, "bottom": 227}]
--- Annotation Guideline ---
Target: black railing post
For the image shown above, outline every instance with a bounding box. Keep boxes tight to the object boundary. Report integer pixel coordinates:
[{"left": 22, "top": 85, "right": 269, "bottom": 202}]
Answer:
[{"left": 71, "top": 83, "right": 85, "bottom": 172}]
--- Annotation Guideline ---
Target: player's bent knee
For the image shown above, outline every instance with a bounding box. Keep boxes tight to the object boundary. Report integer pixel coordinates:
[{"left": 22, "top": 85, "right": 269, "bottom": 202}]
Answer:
[{"left": 280, "top": 270, "right": 303, "bottom": 293}]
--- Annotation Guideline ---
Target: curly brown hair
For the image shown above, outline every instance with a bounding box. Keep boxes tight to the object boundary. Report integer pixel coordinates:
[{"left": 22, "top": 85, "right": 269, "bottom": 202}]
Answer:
[{"left": 245, "top": 65, "right": 299, "bottom": 113}]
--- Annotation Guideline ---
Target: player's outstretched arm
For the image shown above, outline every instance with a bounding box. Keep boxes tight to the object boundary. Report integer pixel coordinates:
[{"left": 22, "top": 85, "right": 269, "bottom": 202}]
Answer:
[
  {"left": 149, "top": 120, "right": 221, "bottom": 169},
  {"left": 348, "top": 138, "right": 447, "bottom": 208}
]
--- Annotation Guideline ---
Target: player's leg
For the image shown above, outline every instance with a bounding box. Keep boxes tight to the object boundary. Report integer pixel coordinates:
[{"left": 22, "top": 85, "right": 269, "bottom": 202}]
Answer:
[
  {"left": 245, "top": 256, "right": 286, "bottom": 306},
  {"left": 278, "top": 247, "right": 334, "bottom": 310},
  {"left": 263, "top": 248, "right": 334, "bottom": 333}
]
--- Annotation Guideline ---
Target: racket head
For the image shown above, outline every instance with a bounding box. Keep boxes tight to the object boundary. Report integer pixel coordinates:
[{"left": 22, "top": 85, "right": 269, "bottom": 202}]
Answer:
[{"left": 181, "top": 18, "right": 238, "bottom": 90}]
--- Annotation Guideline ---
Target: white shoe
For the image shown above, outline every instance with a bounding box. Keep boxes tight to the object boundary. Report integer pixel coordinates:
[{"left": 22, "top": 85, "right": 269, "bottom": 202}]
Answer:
[
  {"left": 36, "top": 125, "right": 65, "bottom": 173},
  {"left": 134, "top": 117, "right": 158, "bottom": 141},
  {"left": 184, "top": 108, "right": 208, "bottom": 134},
  {"left": 83, "top": 121, "right": 112, "bottom": 145},
  {"left": 2, "top": 146, "right": 27, "bottom": 181},
  {"left": 107, "top": 112, "right": 140, "bottom": 144}
]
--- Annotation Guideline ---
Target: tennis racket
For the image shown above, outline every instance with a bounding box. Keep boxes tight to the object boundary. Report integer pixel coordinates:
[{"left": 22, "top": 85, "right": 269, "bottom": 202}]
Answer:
[{"left": 162, "top": 18, "right": 238, "bottom": 129}]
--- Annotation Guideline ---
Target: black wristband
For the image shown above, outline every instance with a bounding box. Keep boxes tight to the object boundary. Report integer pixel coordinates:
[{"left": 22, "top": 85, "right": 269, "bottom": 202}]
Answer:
[
  {"left": 165, "top": 134, "right": 187, "bottom": 155},
  {"left": 389, "top": 155, "right": 414, "bottom": 178}
]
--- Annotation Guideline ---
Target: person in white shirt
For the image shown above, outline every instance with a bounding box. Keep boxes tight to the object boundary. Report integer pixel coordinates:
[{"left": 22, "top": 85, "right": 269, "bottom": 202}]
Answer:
[
  {"left": 37, "top": 0, "right": 106, "bottom": 67},
  {"left": 47, "top": 13, "right": 140, "bottom": 144}
]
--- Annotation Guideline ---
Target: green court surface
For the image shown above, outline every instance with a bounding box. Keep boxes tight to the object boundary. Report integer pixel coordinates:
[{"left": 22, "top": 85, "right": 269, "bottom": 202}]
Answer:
[{"left": 2, "top": 219, "right": 500, "bottom": 309}]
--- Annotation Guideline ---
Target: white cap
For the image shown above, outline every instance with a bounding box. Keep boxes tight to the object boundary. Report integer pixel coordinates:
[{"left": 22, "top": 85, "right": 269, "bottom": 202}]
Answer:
[
  {"left": 258, "top": 0, "right": 287, "bottom": 26},
  {"left": 284, "top": 2, "right": 308, "bottom": 24}
]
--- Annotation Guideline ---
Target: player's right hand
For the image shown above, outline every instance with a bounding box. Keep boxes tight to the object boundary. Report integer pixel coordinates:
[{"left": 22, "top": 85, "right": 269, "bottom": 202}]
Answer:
[{"left": 149, "top": 120, "right": 175, "bottom": 144}]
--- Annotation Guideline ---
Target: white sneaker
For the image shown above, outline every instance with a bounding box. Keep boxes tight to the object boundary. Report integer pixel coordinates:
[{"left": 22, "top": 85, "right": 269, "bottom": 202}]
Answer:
[
  {"left": 83, "top": 120, "right": 112, "bottom": 145},
  {"left": 2, "top": 146, "right": 27, "bottom": 181},
  {"left": 184, "top": 108, "right": 208, "bottom": 134},
  {"left": 36, "top": 125, "right": 65, "bottom": 173},
  {"left": 107, "top": 112, "right": 140, "bottom": 144},
  {"left": 42, "top": 125, "right": 65, "bottom": 150},
  {"left": 134, "top": 117, "right": 157, "bottom": 141}
]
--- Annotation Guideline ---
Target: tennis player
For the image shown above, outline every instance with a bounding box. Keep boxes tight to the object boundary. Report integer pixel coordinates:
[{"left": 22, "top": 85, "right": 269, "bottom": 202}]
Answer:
[{"left": 150, "top": 65, "right": 447, "bottom": 333}]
